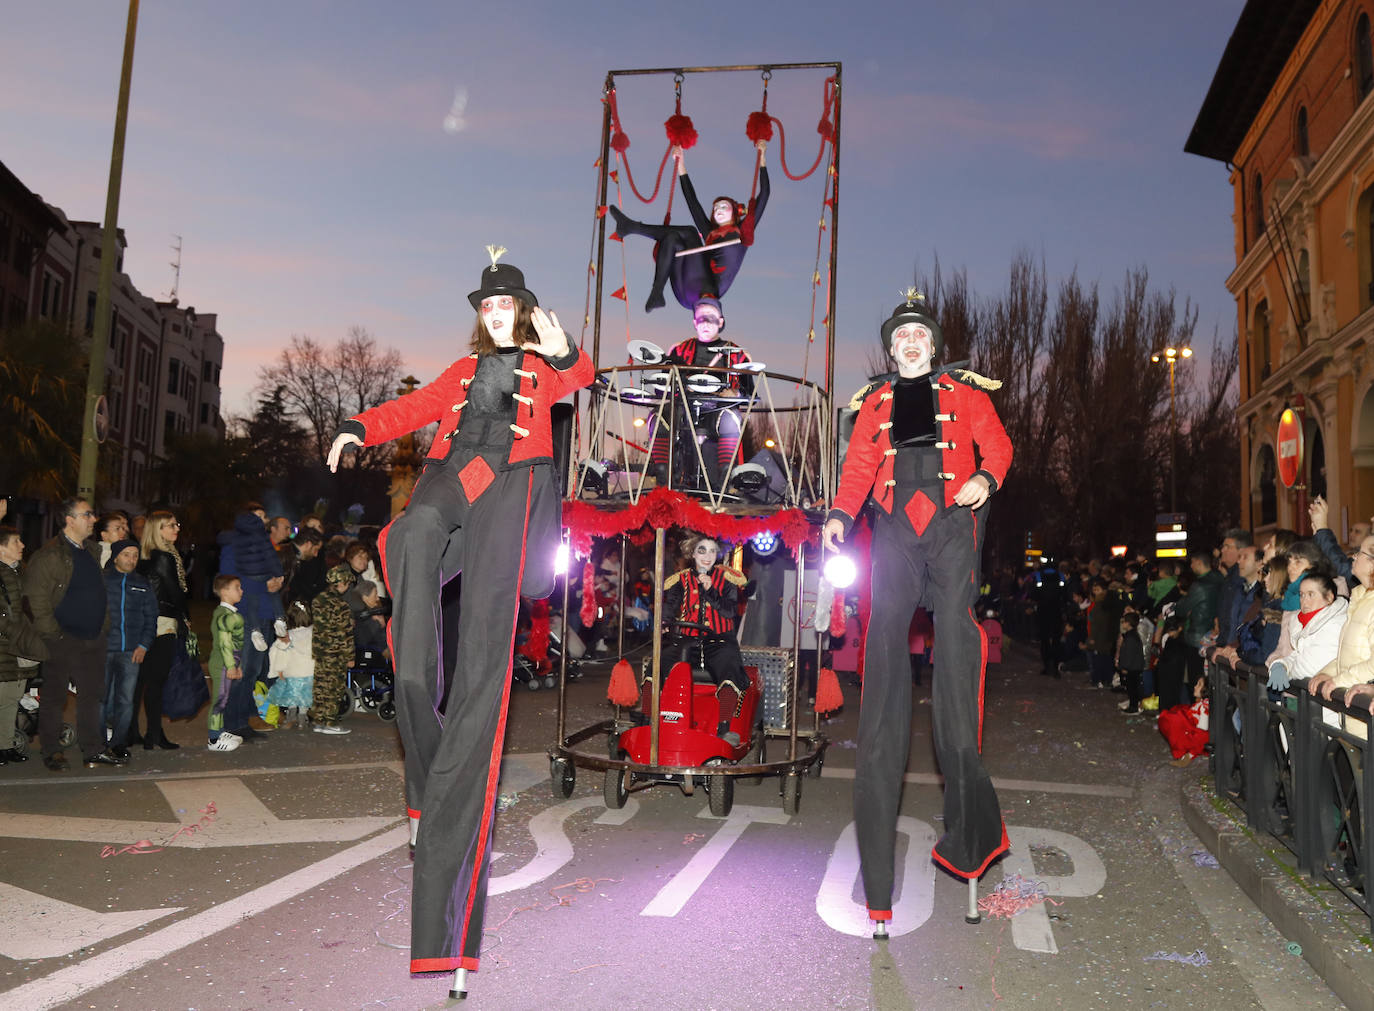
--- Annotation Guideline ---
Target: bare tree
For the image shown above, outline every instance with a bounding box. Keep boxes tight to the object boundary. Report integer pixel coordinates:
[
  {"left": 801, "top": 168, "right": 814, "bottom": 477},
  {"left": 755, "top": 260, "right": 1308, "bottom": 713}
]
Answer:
[{"left": 256, "top": 327, "right": 405, "bottom": 471}]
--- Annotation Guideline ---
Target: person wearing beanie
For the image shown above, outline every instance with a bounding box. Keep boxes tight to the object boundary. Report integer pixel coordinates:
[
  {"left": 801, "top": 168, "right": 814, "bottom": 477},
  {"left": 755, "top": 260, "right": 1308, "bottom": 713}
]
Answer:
[
  {"left": 608, "top": 141, "right": 770, "bottom": 312},
  {"left": 102, "top": 538, "right": 157, "bottom": 760},
  {"left": 327, "top": 249, "right": 593, "bottom": 994},
  {"left": 648, "top": 294, "right": 755, "bottom": 487},
  {"left": 822, "top": 289, "right": 1014, "bottom": 934}
]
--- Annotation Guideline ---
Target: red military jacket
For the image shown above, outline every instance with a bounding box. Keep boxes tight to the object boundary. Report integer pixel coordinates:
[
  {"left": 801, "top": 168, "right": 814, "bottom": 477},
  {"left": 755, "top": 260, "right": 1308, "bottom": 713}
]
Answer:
[
  {"left": 347, "top": 346, "right": 594, "bottom": 466},
  {"left": 830, "top": 364, "right": 1013, "bottom": 532},
  {"left": 667, "top": 337, "right": 752, "bottom": 394},
  {"left": 663, "top": 565, "right": 747, "bottom": 636}
]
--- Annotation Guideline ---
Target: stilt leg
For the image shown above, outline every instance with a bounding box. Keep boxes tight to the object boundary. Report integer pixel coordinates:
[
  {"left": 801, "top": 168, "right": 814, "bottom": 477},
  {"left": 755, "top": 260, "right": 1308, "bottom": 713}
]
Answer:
[
  {"left": 409, "top": 814, "right": 419, "bottom": 849},
  {"left": 449, "top": 967, "right": 468, "bottom": 1000},
  {"left": 965, "top": 875, "right": 981, "bottom": 924},
  {"left": 872, "top": 919, "right": 889, "bottom": 940}
]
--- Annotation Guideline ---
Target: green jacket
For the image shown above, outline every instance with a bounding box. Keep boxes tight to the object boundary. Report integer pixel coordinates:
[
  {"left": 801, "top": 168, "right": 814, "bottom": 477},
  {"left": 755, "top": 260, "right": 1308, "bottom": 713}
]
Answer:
[
  {"left": 21, "top": 535, "right": 110, "bottom": 642},
  {"left": 208, "top": 603, "right": 244, "bottom": 678},
  {"left": 0, "top": 560, "right": 47, "bottom": 681},
  {"left": 1178, "top": 568, "right": 1224, "bottom": 648}
]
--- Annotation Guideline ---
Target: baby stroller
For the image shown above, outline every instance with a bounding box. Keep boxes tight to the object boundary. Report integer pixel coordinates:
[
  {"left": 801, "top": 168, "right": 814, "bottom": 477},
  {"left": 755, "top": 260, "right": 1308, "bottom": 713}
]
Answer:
[
  {"left": 342, "top": 648, "right": 396, "bottom": 721},
  {"left": 14, "top": 670, "right": 75, "bottom": 752}
]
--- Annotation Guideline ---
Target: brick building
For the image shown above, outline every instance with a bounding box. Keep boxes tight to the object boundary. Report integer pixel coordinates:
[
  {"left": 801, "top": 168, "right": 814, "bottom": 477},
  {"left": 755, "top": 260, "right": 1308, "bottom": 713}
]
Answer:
[{"left": 1188, "top": 0, "right": 1374, "bottom": 542}]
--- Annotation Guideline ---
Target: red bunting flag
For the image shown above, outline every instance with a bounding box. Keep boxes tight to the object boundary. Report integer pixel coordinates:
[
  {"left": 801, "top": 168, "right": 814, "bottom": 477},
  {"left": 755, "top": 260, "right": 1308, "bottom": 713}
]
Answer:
[{"left": 610, "top": 286, "right": 627, "bottom": 301}]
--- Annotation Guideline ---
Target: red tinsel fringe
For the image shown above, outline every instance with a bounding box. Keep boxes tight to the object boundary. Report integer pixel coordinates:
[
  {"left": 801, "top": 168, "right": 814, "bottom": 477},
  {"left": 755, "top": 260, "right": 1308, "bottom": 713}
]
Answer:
[
  {"left": 561, "top": 488, "right": 816, "bottom": 559},
  {"left": 580, "top": 562, "right": 597, "bottom": 628},
  {"left": 830, "top": 590, "right": 846, "bottom": 638}
]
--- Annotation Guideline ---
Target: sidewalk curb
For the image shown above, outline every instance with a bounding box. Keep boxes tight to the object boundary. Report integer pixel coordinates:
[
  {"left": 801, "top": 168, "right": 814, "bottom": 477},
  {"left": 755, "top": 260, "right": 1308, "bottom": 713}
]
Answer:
[{"left": 1180, "top": 774, "right": 1374, "bottom": 1009}]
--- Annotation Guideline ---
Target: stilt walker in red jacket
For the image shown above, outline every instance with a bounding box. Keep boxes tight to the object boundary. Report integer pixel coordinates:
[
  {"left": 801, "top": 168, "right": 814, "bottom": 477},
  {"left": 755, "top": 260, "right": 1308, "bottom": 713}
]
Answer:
[
  {"left": 328, "top": 249, "right": 593, "bottom": 996},
  {"left": 822, "top": 289, "right": 1013, "bottom": 934}
]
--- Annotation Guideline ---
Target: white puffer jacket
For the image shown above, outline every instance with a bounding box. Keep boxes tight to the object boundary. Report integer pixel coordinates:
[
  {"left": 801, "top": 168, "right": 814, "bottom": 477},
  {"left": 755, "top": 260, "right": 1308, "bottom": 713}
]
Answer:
[{"left": 1269, "top": 597, "right": 1348, "bottom": 681}]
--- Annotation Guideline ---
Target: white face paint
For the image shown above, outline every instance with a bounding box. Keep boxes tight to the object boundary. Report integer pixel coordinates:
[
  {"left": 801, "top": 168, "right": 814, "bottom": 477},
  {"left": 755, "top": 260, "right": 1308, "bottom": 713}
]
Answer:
[
  {"left": 481, "top": 295, "right": 517, "bottom": 346},
  {"left": 693, "top": 540, "right": 719, "bottom": 573},
  {"left": 712, "top": 200, "right": 735, "bottom": 226},
  {"left": 693, "top": 307, "right": 722, "bottom": 342},
  {"left": 890, "top": 322, "right": 934, "bottom": 378}
]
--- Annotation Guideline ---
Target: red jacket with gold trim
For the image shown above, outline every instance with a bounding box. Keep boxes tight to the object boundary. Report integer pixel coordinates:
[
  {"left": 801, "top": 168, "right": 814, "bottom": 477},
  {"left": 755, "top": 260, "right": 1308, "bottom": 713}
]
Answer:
[
  {"left": 829, "top": 364, "right": 1012, "bottom": 533},
  {"left": 344, "top": 345, "right": 593, "bottom": 467},
  {"left": 663, "top": 565, "right": 746, "bottom": 636}
]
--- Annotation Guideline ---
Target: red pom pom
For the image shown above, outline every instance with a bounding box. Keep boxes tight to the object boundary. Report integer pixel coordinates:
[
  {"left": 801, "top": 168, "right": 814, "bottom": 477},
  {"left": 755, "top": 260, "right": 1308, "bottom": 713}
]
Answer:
[
  {"left": 830, "top": 591, "right": 846, "bottom": 638},
  {"left": 665, "top": 113, "right": 698, "bottom": 149},
  {"left": 521, "top": 598, "right": 550, "bottom": 664},
  {"left": 608, "top": 658, "right": 638, "bottom": 708},
  {"left": 611, "top": 129, "right": 630, "bottom": 153},
  {"left": 815, "top": 667, "right": 844, "bottom": 714},
  {"left": 746, "top": 111, "right": 774, "bottom": 143}
]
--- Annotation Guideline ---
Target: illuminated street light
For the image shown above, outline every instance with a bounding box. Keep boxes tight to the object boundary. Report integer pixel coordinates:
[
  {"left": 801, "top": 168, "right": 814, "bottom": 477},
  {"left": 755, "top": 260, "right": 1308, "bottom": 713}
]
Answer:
[{"left": 1150, "top": 345, "right": 1193, "bottom": 513}]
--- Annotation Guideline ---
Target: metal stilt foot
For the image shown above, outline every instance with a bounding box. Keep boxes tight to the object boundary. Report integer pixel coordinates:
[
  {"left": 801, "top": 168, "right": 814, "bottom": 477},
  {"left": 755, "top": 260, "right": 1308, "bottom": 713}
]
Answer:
[
  {"left": 965, "top": 875, "right": 981, "bottom": 924},
  {"left": 449, "top": 967, "right": 468, "bottom": 1000},
  {"left": 409, "top": 814, "right": 419, "bottom": 849},
  {"left": 872, "top": 919, "right": 889, "bottom": 940}
]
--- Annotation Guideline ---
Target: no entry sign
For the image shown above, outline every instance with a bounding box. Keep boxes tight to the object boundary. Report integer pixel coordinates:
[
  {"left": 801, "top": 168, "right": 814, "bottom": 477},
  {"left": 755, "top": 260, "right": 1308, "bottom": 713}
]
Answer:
[{"left": 1277, "top": 407, "right": 1303, "bottom": 489}]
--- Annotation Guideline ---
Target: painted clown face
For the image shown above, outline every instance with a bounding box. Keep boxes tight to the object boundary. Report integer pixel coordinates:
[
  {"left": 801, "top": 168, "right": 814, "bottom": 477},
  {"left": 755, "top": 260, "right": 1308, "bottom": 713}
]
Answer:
[
  {"left": 889, "top": 321, "right": 934, "bottom": 378},
  {"left": 480, "top": 295, "right": 517, "bottom": 346},
  {"left": 693, "top": 305, "right": 723, "bottom": 342},
  {"left": 693, "top": 540, "right": 719, "bottom": 573},
  {"left": 712, "top": 200, "right": 735, "bottom": 226}
]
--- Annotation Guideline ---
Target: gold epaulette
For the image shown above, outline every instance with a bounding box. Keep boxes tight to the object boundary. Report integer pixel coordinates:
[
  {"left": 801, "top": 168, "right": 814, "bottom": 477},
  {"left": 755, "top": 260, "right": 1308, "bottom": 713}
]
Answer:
[
  {"left": 663, "top": 569, "right": 686, "bottom": 589},
  {"left": 948, "top": 369, "right": 1003, "bottom": 391},
  {"left": 720, "top": 566, "right": 747, "bottom": 587},
  {"left": 847, "top": 380, "right": 883, "bottom": 412}
]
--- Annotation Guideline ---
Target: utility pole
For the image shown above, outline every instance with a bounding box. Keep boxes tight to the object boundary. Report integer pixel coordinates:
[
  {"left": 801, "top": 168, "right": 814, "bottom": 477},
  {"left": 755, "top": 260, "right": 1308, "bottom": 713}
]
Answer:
[{"left": 78, "top": 0, "right": 140, "bottom": 501}]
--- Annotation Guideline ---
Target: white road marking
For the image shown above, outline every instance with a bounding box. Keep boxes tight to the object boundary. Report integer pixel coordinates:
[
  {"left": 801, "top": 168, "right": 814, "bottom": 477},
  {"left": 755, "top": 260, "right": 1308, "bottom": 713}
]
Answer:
[
  {"left": 0, "top": 883, "right": 183, "bottom": 960},
  {"left": 7, "top": 824, "right": 409, "bottom": 1011},
  {"left": 816, "top": 816, "right": 936, "bottom": 937},
  {"left": 0, "top": 777, "right": 396, "bottom": 847},
  {"left": 489, "top": 796, "right": 605, "bottom": 896},
  {"left": 820, "top": 766, "right": 1135, "bottom": 798},
  {"left": 0, "top": 759, "right": 406, "bottom": 787},
  {"left": 1000, "top": 825, "right": 1107, "bottom": 954},
  {"left": 640, "top": 805, "right": 792, "bottom": 917}
]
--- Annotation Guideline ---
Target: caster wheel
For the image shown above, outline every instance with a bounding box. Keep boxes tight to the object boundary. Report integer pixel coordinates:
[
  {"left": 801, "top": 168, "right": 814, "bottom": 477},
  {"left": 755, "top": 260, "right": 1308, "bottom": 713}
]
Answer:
[
  {"left": 524, "top": 677, "right": 541, "bottom": 691},
  {"left": 378, "top": 701, "right": 397, "bottom": 722},
  {"left": 59, "top": 724, "right": 76, "bottom": 749},
  {"left": 707, "top": 765, "right": 734, "bottom": 817},
  {"left": 550, "top": 757, "right": 575, "bottom": 798},
  {"left": 542, "top": 675, "right": 556, "bottom": 689},
  {"left": 782, "top": 772, "right": 801, "bottom": 815},
  {"left": 809, "top": 754, "right": 825, "bottom": 779},
  {"left": 603, "top": 762, "right": 629, "bottom": 809}
]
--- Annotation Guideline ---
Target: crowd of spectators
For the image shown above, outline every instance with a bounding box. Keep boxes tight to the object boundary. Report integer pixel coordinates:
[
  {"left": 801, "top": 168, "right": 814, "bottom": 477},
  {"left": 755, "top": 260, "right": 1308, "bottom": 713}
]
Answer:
[
  {"left": 0, "top": 496, "right": 392, "bottom": 767},
  {"left": 1001, "top": 498, "right": 1374, "bottom": 767}
]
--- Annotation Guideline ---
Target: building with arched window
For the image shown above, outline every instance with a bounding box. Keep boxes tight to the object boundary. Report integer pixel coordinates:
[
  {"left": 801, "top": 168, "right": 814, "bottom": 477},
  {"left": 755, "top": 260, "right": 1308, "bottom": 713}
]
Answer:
[{"left": 1187, "top": 0, "right": 1374, "bottom": 544}]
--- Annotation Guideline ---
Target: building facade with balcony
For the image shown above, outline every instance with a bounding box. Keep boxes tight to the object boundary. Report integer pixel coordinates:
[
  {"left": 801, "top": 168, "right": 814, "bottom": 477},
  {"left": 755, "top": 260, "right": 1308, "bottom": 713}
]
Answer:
[
  {"left": 0, "top": 157, "right": 226, "bottom": 516},
  {"left": 1188, "top": 0, "right": 1374, "bottom": 542}
]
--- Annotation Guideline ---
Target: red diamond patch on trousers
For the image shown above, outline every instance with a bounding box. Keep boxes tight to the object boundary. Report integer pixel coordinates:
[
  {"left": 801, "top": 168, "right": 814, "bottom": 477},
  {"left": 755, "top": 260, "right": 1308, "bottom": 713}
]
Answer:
[
  {"left": 458, "top": 456, "right": 495, "bottom": 502},
  {"left": 903, "top": 490, "right": 937, "bottom": 536}
]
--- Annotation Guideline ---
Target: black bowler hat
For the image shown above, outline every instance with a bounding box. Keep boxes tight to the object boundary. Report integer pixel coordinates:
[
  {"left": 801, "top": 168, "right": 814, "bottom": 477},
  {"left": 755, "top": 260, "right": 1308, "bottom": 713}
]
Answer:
[
  {"left": 467, "top": 247, "right": 538, "bottom": 311},
  {"left": 880, "top": 288, "right": 943, "bottom": 358}
]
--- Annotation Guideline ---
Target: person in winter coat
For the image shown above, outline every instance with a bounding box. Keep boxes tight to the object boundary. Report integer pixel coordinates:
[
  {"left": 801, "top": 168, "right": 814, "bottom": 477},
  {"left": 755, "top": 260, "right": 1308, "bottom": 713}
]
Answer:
[
  {"left": 0, "top": 526, "right": 44, "bottom": 764},
  {"left": 1265, "top": 572, "right": 1348, "bottom": 692},
  {"left": 216, "top": 507, "right": 282, "bottom": 740},
  {"left": 1304, "top": 536, "right": 1374, "bottom": 722},
  {"left": 103, "top": 538, "right": 157, "bottom": 759},
  {"left": 135, "top": 511, "right": 191, "bottom": 750}
]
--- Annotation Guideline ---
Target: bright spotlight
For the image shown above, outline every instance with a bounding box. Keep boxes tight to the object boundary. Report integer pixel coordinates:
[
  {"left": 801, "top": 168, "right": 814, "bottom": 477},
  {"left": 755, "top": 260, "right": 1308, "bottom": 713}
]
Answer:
[
  {"left": 554, "top": 542, "right": 570, "bottom": 575},
  {"left": 823, "top": 554, "right": 857, "bottom": 588},
  {"left": 751, "top": 530, "right": 779, "bottom": 556}
]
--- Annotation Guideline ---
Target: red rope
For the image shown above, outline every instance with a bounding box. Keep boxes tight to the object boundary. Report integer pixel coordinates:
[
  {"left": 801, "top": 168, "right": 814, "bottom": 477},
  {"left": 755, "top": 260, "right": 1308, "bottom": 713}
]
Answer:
[{"left": 769, "top": 76, "right": 837, "bottom": 182}]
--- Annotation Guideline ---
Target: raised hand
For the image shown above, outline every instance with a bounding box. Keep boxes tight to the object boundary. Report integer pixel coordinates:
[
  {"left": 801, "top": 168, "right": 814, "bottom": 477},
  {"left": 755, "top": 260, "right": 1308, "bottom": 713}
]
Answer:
[{"left": 523, "top": 307, "right": 570, "bottom": 359}]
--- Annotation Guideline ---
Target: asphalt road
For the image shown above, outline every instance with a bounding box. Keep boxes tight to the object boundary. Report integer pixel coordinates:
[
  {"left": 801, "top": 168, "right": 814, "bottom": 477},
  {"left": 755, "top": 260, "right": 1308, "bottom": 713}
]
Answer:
[{"left": 0, "top": 640, "right": 1348, "bottom": 1010}]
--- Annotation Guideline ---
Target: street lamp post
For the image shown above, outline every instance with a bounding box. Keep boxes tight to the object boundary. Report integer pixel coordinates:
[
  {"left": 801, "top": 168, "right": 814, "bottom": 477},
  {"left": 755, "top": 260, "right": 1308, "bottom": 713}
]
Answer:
[{"left": 1150, "top": 345, "right": 1193, "bottom": 514}]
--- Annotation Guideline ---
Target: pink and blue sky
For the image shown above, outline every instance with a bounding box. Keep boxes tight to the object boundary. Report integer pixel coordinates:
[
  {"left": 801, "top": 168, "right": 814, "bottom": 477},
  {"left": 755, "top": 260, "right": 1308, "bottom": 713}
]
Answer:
[{"left": 2, "top": 1, "right": 1242, "bottom": 414}]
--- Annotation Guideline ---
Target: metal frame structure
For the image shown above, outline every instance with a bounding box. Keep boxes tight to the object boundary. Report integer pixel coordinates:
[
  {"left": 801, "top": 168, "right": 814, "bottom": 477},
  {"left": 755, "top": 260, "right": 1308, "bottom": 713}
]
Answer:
[{"left": 548, "top": 61, "right": 843, "bottom": 815}]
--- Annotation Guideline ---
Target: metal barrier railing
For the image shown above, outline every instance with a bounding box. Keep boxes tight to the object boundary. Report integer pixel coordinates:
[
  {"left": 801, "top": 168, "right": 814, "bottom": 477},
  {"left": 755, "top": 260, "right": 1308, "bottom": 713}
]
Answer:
[{"left": 1208, "top": 654, "right": 1374, "bottom": 925}]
